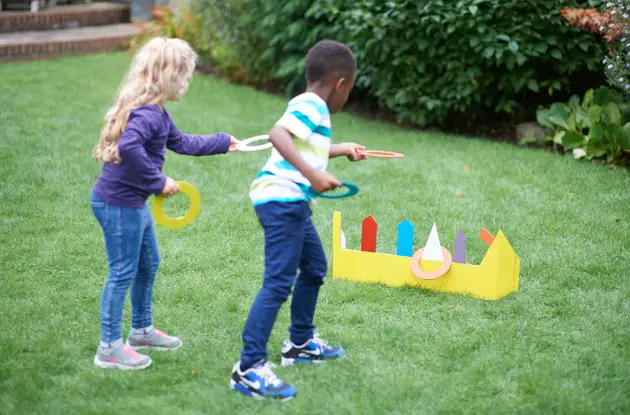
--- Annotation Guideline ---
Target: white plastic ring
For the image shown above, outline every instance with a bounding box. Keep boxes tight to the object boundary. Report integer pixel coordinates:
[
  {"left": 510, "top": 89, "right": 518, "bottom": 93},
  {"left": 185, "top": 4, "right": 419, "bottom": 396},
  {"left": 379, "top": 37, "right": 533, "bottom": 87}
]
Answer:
[{"left": 236, "top": 135, "right": 272, "bottom": 152}]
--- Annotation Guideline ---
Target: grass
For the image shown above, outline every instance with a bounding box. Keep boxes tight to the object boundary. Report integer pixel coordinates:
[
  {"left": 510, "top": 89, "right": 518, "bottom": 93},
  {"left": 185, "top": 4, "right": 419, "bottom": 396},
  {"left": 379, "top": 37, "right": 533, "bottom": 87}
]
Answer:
[{"left": 1, "top": 53, "right": 629, "bottom": 415}]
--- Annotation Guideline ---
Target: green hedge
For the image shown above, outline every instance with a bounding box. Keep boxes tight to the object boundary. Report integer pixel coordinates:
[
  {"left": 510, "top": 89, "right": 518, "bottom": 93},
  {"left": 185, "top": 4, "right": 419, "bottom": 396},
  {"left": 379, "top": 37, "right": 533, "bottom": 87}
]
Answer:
[{"left": 195, "top": 0, "right": 606, "bottom": 127}]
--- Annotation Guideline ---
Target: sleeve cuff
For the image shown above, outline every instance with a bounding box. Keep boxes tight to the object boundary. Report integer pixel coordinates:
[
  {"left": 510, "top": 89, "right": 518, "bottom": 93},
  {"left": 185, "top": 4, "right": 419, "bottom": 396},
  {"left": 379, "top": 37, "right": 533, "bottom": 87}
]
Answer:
[
  {"left": 148, "top": 175, "right": 167, "bottom": 196},
  {"left": 216, "top": 132, "right": 232, "bottom": 154}
]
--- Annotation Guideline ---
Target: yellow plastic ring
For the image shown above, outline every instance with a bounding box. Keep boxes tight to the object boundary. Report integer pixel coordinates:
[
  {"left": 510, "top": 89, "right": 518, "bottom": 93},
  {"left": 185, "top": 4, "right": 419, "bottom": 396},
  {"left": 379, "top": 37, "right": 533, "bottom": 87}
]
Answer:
[{"left": 151, "top": 181, "right": 201, "bottom": 229}]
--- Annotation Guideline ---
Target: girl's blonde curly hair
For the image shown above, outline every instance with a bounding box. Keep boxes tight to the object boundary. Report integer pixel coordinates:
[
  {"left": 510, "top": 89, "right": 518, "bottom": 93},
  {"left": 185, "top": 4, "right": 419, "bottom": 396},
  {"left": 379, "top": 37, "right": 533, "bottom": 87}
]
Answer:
[{"left": 93, "top": 37, "right": 197, "bottom": 163}]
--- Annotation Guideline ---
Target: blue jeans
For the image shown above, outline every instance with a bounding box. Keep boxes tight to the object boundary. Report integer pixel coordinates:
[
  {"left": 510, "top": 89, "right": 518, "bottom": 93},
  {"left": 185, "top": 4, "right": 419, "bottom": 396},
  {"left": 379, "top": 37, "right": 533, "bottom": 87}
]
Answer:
[
  {"left": 240, "top": 201, "right": 327, "bottom": 369},
  {"left": 90, "top": 194, "right": 160, "bottom": 343}
]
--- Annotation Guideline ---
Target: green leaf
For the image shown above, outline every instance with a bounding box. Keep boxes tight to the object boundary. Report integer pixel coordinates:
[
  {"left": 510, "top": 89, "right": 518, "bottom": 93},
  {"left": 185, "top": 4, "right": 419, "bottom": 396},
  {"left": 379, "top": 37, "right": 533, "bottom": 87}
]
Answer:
[
  {"left": 536, "top": 108, "right": 554, "bottom": 129},
  {"left": 469, "top": 5, "right": 478, "bottom": 14},
  {"left": 567, "top": 113, "right": 577, "bottom": 132},
  {"left": 518, "top": 136, "right": 539, "bottom": 145},
  {"left": 553, "top": 131, "right": 566, "bottom": 145},
  {"left": 575, "top": 107, "right": 588, "bottom": 129},
  {"left": 547, "top": 103, "right": 571, "bottom": 129},
  {"left": 582, "top": 89, "right": 594, "bottom": 109},
  {"left": 516, "top": 53, "right": 527, "bottom": 66},
  {"left": 527, "top": 79, "right": 539, "bottom": 92},
  {"left": 619, "top": 123, "right": 630, "bottom": 150},
  {"left": 586, "top": 136, "right": 606, "bottom": 157},
  {"left": 602, "top": 103, "right": 622, "bottom": 125},
  {"left": 561, "top": 130, "right": 586, "bottom": 149},
  {"left": 587, "top": 105, "right": 602, "bottom": 128},
  {"left": 497, "top": 34, "right": 510, "bottom": 42},
  {"left": 508, "top": 41, "right": 519, "bottom": 53},
  {"left": 550, "top": 49, "right": 562, "bottom": 59}
]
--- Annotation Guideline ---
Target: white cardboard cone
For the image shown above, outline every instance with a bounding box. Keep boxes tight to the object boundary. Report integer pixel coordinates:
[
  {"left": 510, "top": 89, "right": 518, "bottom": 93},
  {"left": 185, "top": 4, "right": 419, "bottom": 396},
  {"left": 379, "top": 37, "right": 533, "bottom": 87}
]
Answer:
[{"left": 421, "top": 223, "right": 444, "bottom": 261}]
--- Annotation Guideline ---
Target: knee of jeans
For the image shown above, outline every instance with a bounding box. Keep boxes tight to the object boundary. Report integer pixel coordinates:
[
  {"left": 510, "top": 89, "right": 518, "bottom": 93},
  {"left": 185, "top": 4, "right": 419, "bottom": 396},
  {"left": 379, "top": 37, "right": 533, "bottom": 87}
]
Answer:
[
  {"left": 303, "top": 259, "right": 327, "bottom": 280},
  {"left": 263, "top": 280, "right": 293, "bottom": 303},
  {"left": 150, "top": 256, "right": 160, "bottom": 276}
]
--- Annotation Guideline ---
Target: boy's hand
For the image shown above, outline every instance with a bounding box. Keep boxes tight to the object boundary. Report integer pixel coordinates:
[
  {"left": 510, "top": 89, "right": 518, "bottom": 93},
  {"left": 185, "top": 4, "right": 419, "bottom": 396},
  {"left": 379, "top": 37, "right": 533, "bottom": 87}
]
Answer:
[
  {"left": 308, "top": 171, "right": 342, "bottom": 193},
  {"left": 228, "top": 135, "right": 241, "bottom": 152},
  {"left": 343, "top": 142, "right": 368, "bottom": 161},
  {"left": 330, "top": 142, "right": 368, "bottom": 161},
  {"left": 161, "top": 177, "right": 180, "bottom": 197}
]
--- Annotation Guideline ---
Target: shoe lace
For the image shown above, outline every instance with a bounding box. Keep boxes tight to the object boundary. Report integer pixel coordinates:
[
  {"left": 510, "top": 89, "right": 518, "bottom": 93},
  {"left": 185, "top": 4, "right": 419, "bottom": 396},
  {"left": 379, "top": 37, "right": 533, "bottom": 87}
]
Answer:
[
  {"left": 256, "top": 361, "right": 282, "bottom": 387},
  {"left": 311, "top": 334, "right": 329, "bottom": 349}
]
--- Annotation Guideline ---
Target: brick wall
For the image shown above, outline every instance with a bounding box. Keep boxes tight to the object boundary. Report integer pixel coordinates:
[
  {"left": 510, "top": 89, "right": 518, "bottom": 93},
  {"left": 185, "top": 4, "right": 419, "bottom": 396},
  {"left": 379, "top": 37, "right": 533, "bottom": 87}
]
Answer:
[
  {"left": 0, "top": 4, "right": 130, "bottom": 32},
  {"left": 0, "top": 35, "right": 130, "bottom": 62}
]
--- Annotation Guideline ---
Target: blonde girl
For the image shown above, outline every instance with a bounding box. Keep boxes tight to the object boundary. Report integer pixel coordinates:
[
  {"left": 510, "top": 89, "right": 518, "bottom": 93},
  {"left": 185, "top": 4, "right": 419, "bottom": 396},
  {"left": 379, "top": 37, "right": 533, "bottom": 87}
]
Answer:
[{"left": 91, "top": 37, "right": 238, "bottom": 370}]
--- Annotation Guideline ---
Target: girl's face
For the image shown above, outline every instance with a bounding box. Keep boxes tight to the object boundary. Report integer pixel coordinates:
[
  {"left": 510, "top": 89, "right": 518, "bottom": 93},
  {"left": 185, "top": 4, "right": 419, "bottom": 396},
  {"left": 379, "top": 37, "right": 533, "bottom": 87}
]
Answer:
[{"left": 169, "top": 68, "right": 194, "bottom": 101}]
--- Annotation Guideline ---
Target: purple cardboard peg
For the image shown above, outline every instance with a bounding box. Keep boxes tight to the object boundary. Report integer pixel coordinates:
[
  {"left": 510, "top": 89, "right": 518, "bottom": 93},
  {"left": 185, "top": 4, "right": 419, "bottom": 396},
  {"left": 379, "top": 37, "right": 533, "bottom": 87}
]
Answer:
[{"left": 453, "top": 228, "right": 466, "bottom": 264}]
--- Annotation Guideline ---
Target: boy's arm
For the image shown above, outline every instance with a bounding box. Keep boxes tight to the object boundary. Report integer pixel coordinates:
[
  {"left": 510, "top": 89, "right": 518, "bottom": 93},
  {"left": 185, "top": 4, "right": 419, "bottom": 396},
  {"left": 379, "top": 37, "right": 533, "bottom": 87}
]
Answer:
[
  {"left": 269, "top": 125, "right": 341, "bottom": 193},
  {"left": 329, "top": 142, "right": 368, "bottom": 161}
]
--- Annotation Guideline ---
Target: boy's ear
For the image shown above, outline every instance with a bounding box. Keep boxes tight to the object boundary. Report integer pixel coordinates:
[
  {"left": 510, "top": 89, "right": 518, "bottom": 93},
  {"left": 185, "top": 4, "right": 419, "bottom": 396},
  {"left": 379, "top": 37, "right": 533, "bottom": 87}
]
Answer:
[{"left": 334, "top": 77, "right": 347, "bottom": 91}]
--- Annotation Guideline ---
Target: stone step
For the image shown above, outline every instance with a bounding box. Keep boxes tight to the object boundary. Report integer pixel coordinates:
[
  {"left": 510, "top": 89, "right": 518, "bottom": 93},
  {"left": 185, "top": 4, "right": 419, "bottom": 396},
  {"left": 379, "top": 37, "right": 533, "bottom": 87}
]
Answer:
[
  {"left": 0, "top": 3, "right": 130, "bottom": 33},
  {"left": 0, "top": 23, "right": 141, "bottom": 62}
]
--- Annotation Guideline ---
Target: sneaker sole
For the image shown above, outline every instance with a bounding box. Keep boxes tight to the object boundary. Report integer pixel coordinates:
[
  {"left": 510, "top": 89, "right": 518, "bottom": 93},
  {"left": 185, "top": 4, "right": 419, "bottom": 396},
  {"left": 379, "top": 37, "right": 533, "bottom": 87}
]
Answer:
[
  {"left": 281, "top": 354, "right": 345, "bottom": 367},
  {"left": 93, "top": 355, "right": 152, "bottom": 370},
  {"left": 281, "top": 357, "right": 326, "bottom": 367},
  {"left": 125, "top": 340, "right": 182, "bottom": 352},
  {"left": 230, "top": 379, "right": 295, "bottom": 401}
]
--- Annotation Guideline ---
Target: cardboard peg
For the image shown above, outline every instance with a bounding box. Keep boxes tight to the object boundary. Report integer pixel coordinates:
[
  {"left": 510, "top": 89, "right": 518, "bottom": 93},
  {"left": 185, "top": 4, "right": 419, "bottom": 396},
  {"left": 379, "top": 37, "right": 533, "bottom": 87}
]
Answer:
[
  {"left": 478, "top": 228, "right": 495, "bottom": 246},
  {"left": 361, "top": 215, "right": 377, "bottom": 252},
  {"left": 396, "top": 219, "right": 414, "bottom": 257},
  {"left": 453, "top": 228, "right": 466, "bottom": 263}
]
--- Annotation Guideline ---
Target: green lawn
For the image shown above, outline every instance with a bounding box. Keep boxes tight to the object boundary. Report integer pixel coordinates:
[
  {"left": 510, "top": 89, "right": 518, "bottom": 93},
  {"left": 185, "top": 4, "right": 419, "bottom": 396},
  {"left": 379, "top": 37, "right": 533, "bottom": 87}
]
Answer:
[{"left": 1, "top": 53, "right": 629, "bottom": 414}]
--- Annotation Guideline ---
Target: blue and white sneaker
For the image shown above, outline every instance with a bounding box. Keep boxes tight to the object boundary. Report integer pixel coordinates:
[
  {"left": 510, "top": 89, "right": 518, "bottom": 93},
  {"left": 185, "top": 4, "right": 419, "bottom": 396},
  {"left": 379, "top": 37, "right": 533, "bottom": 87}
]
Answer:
[
  {"left": 230, "top": 360, "right": 296, "bottom": 400},
  {"left": 280, "top": 334, "right": 346, "bottom": 366}
]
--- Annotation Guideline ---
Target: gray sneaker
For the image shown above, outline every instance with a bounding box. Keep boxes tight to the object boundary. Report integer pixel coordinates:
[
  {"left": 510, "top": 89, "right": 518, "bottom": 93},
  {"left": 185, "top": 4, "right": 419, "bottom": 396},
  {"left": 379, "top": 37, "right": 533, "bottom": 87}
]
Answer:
[
  {"left": 93, "top": 344, "right": 152, "bottom": 370},
  {"left": 126, "top": 328, "right": 182, "bottom": 351}
]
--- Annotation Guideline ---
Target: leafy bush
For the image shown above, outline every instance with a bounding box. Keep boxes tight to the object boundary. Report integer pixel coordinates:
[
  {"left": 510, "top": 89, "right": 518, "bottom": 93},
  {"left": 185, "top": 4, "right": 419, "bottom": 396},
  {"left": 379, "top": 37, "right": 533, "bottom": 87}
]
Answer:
[
  {"left": 196, "top": 0, "right": 606, "bottom": 127},
  {"left": 522, "top": 87, "right": 630, "bottom": 165},
  {"left": 341, "top": 0, "right": 606, "bottom": 126},
  {"left": 194, "top": 0, "right": 347, "bottom": 90}
]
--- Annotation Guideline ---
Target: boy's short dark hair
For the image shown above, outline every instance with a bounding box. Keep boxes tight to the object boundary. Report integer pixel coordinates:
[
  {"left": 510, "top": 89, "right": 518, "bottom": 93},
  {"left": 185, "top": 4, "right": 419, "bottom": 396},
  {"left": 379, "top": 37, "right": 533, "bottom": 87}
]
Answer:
[{"left": 305, "top": 40, "right": 356, "bottom": 84}]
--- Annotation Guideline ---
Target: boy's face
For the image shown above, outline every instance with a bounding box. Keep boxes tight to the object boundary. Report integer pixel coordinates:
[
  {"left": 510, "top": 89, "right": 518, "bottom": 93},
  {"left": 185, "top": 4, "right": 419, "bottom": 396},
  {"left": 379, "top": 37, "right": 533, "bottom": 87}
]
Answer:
[{"left": 328, "top": 74, "right": 355, "bottom": 114}]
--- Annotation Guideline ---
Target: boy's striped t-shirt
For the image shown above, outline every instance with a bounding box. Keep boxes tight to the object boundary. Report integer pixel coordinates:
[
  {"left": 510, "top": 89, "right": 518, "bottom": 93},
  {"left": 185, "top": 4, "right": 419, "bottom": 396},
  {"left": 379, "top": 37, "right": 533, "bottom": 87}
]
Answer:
[{"left": 249, "top": 92, "right": 331, "bottom": 206}]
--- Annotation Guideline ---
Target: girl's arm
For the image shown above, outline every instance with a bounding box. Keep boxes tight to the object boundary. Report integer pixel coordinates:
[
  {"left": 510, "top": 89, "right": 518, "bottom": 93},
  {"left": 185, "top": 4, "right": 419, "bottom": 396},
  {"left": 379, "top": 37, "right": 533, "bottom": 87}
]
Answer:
[
  {"left": 118, "top": 118, "right": 167, "bottom": 195},
  {"left": 166, "top": 123, "right": 233, "bottom": 156}
]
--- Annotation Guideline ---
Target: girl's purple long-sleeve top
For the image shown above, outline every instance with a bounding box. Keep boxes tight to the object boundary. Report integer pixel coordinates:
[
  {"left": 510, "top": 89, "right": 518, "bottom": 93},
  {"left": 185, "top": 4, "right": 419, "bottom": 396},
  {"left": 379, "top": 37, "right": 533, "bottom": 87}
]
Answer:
[{"left": 92, "top": 105, "right": 231, "bottom": 208}]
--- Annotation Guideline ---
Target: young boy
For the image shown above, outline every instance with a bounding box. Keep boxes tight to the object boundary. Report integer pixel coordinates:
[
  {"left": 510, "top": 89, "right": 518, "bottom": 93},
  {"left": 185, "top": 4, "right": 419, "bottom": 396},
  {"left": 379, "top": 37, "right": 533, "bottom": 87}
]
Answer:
[{"left": 230, "top": 40, "right": 366, "bottom": 400}]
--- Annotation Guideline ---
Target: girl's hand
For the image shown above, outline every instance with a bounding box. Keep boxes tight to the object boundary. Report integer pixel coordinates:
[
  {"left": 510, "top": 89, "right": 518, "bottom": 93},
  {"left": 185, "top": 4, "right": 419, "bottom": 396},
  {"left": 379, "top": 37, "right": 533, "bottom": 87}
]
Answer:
[
  {"left": 343, "top": 142, "right": 368, "bottom": 161},
  {"left": 161, "top": 177, "right": 180, "bottom": 197},
  {"left": 228, "top": 135, "right": 241, "bottom": 152}
]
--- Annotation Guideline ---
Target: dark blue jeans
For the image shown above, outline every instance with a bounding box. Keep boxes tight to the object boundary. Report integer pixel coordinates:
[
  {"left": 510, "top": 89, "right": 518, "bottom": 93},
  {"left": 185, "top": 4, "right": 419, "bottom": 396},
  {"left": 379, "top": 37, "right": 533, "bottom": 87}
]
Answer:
[
  {"left": 240, "top": 201, "right": 327, "bottom": 368},
  {"left": 90, "top": 194, "right": 160, "bottom": 343}
]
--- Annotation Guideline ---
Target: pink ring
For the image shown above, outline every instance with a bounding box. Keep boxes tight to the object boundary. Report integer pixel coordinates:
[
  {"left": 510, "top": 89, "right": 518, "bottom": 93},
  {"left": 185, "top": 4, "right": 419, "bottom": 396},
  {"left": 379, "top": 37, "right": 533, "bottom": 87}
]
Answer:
[
  {"left": 357, "top": 149, "right": 404, "bottom": 159},
  {"left": 410, "top": 247, "right": 453, "bottom": 280}
]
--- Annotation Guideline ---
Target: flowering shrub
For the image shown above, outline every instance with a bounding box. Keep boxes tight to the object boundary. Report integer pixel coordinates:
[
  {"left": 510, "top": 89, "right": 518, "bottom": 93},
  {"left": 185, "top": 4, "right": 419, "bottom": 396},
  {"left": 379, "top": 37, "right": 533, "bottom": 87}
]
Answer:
[
  {"left": 561, "top": 1, "right": 630, "bottom": 94},
  {"left": 129, "top": 5, "right": 214, "bottom": 63}
]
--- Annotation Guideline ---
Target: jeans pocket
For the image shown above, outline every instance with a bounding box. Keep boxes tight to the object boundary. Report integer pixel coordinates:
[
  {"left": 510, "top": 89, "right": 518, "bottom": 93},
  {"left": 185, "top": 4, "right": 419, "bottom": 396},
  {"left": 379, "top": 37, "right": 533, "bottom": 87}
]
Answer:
[
  {"left": 90, "top": 194, "right": 106, "bottom": 209},
  {"left": 91, "top": 195, "right": 108, "bottom": 228}
]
